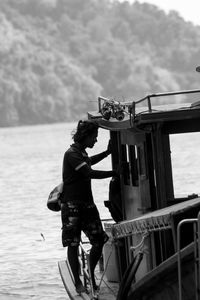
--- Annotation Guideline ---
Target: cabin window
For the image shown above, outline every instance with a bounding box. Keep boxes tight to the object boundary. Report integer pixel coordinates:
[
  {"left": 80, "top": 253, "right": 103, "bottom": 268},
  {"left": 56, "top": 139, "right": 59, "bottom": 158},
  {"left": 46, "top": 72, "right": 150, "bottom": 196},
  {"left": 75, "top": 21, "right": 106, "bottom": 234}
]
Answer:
[
  {"left": 137, "top": 143, "right": 148, "bottom": 180},
  {"left": 129, "top": 145, "right": 139, "bottom": 186},
  {"left": 170, "top": 132, "right": 200, "bottom": 198},
  {"left": 121, "top": 144, "right": 130, "bottom": 185},
  {"left": 121, "top": 144, "right": 139, "bottom": 186}
]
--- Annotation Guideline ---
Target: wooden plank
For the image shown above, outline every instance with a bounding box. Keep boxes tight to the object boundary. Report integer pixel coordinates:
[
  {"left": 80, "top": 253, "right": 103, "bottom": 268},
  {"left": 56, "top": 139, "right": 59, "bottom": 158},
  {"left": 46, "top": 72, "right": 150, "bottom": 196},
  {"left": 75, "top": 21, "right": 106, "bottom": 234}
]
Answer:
[{"left": 58, "top": 260, "right": 90, "bottom": 300}]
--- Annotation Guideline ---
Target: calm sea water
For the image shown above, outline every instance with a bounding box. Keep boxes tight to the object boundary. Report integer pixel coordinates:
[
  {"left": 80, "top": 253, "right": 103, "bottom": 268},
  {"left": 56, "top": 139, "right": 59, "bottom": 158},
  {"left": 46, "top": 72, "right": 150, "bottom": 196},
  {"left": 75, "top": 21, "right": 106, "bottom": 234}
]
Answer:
[
  {"left": 0, "top": 123, "right": 111, "bottom": 300},
  {"left": 1, "top": 122, "right": 200, "bottom": 300}
]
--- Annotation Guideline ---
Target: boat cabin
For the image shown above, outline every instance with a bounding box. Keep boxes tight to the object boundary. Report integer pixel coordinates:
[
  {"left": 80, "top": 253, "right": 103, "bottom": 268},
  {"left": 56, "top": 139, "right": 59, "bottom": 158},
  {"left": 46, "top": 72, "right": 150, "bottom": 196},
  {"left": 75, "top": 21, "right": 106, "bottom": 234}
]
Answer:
[{"left": 88, "top": 89, "right": 200, "bottom": 284}]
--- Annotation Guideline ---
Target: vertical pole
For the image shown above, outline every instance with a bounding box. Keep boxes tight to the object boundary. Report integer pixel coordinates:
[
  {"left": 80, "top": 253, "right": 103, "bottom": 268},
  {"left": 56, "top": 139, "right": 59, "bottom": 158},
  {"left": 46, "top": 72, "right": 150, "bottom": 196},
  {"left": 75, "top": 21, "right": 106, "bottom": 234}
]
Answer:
[
  {"left": 198, "top": 212, "right": 200, "bottom": 299},
  {"left": 177, "top": 219, "right": 198, "bottom": 300},
  {"left": 193, "top": 222, "right": 198, "bottom": 300},
  {"left": 147, "top": 96, "right": 152, "bottom": 112},
  {"left": 98, "top": 97, "right": 101, "bottom": 113},
  {"left": 177, "top": 221, "right": 182, "bottom": 300}
]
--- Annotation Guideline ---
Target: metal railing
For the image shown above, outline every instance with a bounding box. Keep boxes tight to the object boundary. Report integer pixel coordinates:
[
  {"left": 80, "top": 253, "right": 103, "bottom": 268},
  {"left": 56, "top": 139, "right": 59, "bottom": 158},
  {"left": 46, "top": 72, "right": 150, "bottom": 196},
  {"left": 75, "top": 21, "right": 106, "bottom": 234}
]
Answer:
[
  {"left": 98, "top": 89, "right": 200, "bottom": 117},
  {"left": 177, "top": 212, "right": 200, "bottom": 300}
]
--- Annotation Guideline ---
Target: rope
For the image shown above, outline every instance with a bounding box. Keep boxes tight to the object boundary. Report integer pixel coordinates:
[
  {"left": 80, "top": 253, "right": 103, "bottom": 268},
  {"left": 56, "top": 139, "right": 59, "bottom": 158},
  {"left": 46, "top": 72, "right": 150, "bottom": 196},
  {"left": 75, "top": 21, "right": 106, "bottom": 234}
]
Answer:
[
  {"left": 80, "top": 239, "right": 118, "bottom": 296},
  {"left": 130, "top": 231, "right": 149, "bottom": 252},
  {"left": 97, "top": 240, "right": 118, "bottom": 296}
]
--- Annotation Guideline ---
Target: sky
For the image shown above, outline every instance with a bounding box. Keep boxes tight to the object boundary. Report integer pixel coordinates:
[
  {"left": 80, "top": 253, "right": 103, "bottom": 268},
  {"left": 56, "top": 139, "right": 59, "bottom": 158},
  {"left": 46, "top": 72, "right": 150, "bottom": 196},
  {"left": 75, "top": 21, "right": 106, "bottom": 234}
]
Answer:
[{"left": 119, "top": 0, "right": 200, "bottom": 26}]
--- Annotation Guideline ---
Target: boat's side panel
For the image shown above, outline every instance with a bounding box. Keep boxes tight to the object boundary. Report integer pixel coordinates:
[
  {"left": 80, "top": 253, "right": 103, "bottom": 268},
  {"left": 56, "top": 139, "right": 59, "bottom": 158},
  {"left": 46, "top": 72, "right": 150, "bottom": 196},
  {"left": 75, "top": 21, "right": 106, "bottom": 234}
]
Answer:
[{"left": 127, "top": 243, "right": 196, "bottom": 300}]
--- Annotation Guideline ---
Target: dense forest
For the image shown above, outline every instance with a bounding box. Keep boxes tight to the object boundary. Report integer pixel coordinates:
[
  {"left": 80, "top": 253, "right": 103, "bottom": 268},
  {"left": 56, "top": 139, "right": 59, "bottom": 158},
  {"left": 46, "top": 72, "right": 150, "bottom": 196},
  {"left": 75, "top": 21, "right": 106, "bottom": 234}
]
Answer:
[{"left": 1, "top": 0, "right": 200, "bottom": 126}]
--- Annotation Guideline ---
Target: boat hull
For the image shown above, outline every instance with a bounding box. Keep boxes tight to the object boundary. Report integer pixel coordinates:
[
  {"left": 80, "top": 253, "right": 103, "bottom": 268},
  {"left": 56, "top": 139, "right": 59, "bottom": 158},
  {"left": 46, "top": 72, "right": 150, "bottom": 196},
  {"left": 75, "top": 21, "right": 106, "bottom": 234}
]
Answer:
[{"left": 127, "top": 242, "right": 196, "bottom": 300}]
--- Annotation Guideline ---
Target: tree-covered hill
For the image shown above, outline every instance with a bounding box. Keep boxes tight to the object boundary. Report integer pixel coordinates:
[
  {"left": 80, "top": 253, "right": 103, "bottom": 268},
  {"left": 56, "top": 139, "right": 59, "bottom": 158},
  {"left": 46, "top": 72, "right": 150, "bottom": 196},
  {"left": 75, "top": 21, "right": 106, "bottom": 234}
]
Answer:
[{"left": 0, "top": 0, "right": 200, "bottom": 126}]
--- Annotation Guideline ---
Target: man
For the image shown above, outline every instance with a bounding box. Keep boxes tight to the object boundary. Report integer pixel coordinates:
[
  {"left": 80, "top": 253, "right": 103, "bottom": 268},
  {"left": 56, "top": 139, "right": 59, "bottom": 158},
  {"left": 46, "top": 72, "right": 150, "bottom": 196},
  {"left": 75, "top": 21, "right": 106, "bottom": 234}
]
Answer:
[{"left": 61, "top": 120, "right": 117, "bottom": 293}]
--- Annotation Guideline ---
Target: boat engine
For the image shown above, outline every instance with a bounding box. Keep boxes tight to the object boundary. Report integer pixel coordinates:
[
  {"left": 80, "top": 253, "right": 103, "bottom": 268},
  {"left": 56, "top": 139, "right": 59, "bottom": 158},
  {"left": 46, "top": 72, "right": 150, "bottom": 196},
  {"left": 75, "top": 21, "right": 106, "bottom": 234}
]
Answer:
[{"left": 100, "top": 100, "right": 125, "bottom": 121}]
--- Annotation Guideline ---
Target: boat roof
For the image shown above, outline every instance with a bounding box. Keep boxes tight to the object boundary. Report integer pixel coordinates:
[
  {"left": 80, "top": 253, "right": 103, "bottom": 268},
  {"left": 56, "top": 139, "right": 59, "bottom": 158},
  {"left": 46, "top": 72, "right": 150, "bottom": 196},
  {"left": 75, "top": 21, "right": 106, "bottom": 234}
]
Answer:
[{"left": 88, "top": 89, "right": 200, "bottom": 133}]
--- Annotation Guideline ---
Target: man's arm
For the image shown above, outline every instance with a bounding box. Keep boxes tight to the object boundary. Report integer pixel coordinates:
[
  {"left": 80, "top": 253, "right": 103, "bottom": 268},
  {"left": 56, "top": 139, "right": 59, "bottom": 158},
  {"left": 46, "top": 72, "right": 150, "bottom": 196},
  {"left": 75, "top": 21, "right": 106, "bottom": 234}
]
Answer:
[
  {"left": 90, "top": 151, "right": 110, "bottom": 165},
  {"left": 77, "top": 163, "right": 117, "bottom": 179},
  {"left": 90, "top": 140, "right": 112, "bottom": 165}
]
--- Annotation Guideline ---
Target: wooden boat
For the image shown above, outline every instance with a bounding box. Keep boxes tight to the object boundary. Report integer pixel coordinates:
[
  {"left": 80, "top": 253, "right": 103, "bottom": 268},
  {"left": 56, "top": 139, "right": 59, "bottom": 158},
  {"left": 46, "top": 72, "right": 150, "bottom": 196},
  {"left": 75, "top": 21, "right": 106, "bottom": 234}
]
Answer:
[{"left": 59, "top": 89, "right": 200, "bottom": 299}]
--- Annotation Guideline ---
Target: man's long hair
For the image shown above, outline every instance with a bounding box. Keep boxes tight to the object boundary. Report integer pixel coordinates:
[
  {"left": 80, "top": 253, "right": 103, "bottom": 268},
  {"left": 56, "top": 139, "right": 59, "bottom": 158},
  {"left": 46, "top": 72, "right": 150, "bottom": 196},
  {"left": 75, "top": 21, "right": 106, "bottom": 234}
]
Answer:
[{"left": 72, "top": 120, "right": 98, "bottom": 143}]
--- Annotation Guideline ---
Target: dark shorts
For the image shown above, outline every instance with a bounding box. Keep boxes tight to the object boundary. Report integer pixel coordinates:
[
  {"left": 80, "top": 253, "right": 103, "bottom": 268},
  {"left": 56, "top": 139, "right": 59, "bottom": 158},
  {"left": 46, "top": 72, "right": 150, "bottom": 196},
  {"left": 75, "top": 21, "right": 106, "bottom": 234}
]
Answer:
[{"left": 61, "top": 202, "right": 108, "bottom": 247}]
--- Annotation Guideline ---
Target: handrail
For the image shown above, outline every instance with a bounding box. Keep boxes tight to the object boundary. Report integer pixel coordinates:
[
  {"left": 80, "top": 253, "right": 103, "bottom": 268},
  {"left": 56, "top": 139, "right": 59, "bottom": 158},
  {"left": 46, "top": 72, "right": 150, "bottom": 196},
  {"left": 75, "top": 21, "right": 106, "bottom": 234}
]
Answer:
[
  {"left": 98, "top": 89, "right": 200, "bottom": 124},
  {"left": 135, "top": 88, "right": 200, "bottom": 104},
  {"left": 177, "top": 212, "right": 200, "bottom": 300},
  {"left": 131, "top": 88, "right": 200, "bottom": 116}
]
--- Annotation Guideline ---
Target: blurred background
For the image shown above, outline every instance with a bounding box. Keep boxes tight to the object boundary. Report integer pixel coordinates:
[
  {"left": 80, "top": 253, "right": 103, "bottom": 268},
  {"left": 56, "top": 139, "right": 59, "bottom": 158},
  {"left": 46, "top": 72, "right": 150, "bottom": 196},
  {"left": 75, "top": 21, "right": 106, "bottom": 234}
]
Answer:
[{"left": 0, "top": 0, "right": 200, "bottom": 127}]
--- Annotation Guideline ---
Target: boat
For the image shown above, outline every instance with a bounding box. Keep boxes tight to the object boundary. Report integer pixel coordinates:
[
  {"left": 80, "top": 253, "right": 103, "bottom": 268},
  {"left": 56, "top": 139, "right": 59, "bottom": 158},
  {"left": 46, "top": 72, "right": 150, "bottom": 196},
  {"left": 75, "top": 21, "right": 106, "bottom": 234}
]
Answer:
[{"left": 59, "top": 88, "right": 200, "bottom": 300}]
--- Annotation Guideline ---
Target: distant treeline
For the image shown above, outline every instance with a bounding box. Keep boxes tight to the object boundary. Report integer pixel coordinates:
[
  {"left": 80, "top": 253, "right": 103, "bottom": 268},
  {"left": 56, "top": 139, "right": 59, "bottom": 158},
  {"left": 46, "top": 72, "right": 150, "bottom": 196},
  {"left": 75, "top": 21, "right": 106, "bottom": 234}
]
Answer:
[{"left": 0, "top": 0, "right": 200, "bottom": 126}]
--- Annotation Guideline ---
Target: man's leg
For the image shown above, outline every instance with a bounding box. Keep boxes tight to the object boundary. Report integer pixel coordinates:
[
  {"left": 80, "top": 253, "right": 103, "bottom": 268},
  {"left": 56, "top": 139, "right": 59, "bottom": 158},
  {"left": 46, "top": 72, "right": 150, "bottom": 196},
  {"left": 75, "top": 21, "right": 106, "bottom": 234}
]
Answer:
[
  {"left": 89, "top": 244, "right": 103, "bottom": 290},
  {"left": 83, "top": 204, "right": 109, "bottom": 290},
  {"left": 68, "top": 245, "right": 85, "bottom": 293}
]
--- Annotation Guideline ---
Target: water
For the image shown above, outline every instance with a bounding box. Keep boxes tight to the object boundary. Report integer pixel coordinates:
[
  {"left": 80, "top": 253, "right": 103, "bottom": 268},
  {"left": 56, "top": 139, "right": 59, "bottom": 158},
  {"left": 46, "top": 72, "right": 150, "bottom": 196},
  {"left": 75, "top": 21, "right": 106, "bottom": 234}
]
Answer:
[
  {"left": 1, "top": 123, "right": 200, "bottom": 300},
  {"left": 0, "top": 123, "right": 111, "bottom": 300}
]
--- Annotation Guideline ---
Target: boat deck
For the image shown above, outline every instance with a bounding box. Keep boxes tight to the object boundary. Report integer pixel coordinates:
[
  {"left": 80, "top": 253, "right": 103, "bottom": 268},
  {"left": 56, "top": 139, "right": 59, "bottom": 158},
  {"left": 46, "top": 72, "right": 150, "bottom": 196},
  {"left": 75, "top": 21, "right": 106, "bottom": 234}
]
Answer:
[
  {"left": 92, "top": 270, "right": 119, "bottom": 300},
  {"left": 58, "top": 235, "right": 120, "bottom": 300},
  {"left": 58, "top": 259, "right": 119, "bottom": 300}
]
